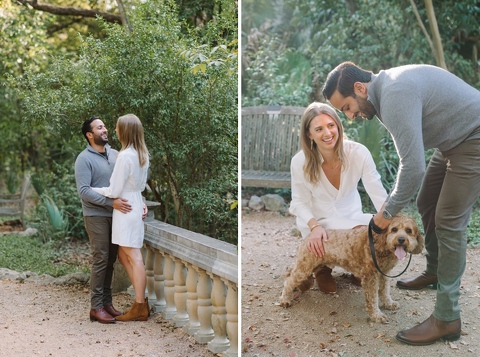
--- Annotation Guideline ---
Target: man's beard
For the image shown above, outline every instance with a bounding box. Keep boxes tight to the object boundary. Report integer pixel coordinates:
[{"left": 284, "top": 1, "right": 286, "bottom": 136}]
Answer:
[
  {"left": 356, "top": 96, "right": 377, "bottom": 120},
  {"left": 93, "top": 134, "right": 108, "bottom": 146}
]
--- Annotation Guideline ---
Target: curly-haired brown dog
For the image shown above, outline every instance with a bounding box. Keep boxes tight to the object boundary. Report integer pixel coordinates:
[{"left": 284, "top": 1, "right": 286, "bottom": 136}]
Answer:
[{"left": 280, "top": 215, "right": 424, "bottom": 323}]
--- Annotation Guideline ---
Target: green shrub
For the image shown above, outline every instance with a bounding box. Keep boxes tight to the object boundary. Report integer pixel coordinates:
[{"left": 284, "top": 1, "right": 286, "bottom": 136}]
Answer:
[
  {"left": 0, "top": 234, "right": 89, "bottom": 277},
  {"left": 31, "top": 163, "right": 87, "bottom": 243}
]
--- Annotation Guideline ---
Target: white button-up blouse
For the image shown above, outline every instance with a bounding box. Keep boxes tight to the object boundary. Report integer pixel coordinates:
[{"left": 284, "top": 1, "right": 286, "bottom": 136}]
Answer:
[{"left": 289, "top": 140, "right": 388, "bottom": 238}]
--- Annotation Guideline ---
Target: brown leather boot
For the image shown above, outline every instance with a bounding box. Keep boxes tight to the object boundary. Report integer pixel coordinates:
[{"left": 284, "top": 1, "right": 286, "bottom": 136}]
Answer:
[
  {"left": 89, "top": 308, "right": 116, "bottom": 324},
  {"left": 116, "top": 301, "right": 148, "bottom": 322},
  {"left": 396, "top": 314, "right": 461, "bottom": 345},
  {"left": 397, "top": 271, "right": 438, "bottom": 290},
  {"left": 350, "top": 274, "right": 362, "bottom": 287},
  {"left": 104, "top": 304, "right": 123, "bottom": 317},
  {"left": 315, "top": 266, "right": 337, "bottom": 293}
]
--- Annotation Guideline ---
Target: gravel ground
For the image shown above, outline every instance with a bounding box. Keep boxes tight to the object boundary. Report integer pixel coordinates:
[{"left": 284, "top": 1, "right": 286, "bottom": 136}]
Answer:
[
  {"left": 0, "top": 273, "right": 215, "bottom": 357},
  {"left": 241, "top": 210, "right": 480, "bottom": 357}
]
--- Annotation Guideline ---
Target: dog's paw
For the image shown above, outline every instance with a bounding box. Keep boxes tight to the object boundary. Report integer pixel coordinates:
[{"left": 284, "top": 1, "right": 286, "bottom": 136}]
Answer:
[
  {"left": 279, "top": 299, "right": 292, "bottom": 308},
  {"left": 383, "top": 300, "right": 399, "bottom": 310},
  {"left": 369, "top": 312, "right": 389, "bottom": 324}
]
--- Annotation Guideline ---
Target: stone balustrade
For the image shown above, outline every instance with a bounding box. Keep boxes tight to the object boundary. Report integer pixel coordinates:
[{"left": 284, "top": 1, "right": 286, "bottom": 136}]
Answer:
[{"left": 142, "top": 218, "right": 238, "bottom": 356}]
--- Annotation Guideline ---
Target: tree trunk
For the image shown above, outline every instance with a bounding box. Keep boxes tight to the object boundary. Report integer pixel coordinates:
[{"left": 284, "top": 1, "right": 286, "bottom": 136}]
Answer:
[
  {"left": 424, "top": 0, "right": 447, "bottom": 69},
  {"left": 116, "top": 0, "right": 132, "bottom": 32},
  {"left": 408, "top": 0, "right": 435, "bottom": 55}
]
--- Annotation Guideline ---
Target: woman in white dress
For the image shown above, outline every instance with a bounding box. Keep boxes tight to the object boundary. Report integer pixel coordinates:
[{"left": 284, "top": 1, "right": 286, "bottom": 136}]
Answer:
[
  {"left": 289, "top": 102, "right": 388, "bottom": 293},
  {"left": 92, "top": 114, "right": 150, "bottom": 321}
]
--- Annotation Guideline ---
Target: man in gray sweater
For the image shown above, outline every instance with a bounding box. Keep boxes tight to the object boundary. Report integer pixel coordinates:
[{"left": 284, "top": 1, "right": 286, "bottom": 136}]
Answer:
[
  {"left": 323, "top": 62, "right": 480, "bottom": 345},
  {"left": 75, "top": 116, "right": 132, "bottom": 323}
]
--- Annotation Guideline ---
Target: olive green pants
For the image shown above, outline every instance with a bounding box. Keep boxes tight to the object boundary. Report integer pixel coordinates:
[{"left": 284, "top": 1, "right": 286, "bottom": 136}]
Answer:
[
  {"left": 416, "top": 138, "right": 480, "bottom": 321},
  {"left": 84, "top": 216, "right": 118, "bottom": 310}
]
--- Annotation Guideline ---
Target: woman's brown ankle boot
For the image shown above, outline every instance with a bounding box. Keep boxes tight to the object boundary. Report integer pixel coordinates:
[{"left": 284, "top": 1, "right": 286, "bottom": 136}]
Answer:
[
  {"left": 315, "top": 266, "right": 337, "bottom": 293},
  {"left": 116, "top": 301, "right": 148, "bottom": 322}
]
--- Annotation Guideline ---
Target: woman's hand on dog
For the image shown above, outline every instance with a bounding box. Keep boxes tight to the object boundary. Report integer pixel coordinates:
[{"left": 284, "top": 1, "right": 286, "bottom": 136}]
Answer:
[{"left": 307, "top": 226, "right": 328, "bottom": 258}]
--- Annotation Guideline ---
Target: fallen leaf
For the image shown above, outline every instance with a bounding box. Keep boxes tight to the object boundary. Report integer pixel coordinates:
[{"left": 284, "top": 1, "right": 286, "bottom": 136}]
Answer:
[{"left": 449, "top": 342, "right": 458, "bottom": 349}]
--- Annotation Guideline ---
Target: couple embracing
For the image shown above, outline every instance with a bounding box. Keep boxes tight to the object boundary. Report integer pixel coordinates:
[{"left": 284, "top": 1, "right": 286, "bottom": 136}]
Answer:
[{"left": 75, "top": 114, "right": 150, "bottom": 323}]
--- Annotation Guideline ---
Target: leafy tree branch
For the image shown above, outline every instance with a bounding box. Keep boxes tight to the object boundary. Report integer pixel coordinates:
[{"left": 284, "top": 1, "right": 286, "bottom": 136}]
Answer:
[{"left": 14, "top": 0, "right": 122, "bottom": 24}]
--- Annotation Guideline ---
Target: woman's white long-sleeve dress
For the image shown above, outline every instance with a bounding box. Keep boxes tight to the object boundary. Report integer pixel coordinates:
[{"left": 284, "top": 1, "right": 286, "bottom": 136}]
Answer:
[
  {"left": 92, "top": 147, "right": 149, "bottom": 248},
  {"left": 289, "top": 140, "right": 388, "bottom": 238}
]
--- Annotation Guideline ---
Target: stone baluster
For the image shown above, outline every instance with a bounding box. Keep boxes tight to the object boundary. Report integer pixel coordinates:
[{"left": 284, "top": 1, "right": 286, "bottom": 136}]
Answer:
[
  {"left": 145, "top": 246, "right": 156, "bottom": 305},
  {"left": 195, "top": 269, "right": 214, "bottom": 344},
  {"left": 183, "top": 263, "right": 200, "bottom": 335},
  {"left": 153, "top": 250, "right": 166, "bottom": 312},
  {"left": 223, "top": 280, "right": 238, "bottom": 357},
  {"left": 161, "top": 254, "right": 177, "bottom": 319},
  {"left": 172, "top": 258, "right": 188, "bottom": 327},
  {"left": 207, "top": 274, "right": 229, "bottom": 353}
]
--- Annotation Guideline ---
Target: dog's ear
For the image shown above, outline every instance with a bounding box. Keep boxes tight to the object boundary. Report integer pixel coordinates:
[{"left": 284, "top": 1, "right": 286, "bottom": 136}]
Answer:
[{"left": 410, "top": 228, "right": 425, "bottom": 254}]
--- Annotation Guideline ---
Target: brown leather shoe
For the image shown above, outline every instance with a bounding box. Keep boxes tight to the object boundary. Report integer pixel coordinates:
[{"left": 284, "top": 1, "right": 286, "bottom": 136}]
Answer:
[
  {"left": 397, "top": 271, "right": 437, "bottom": 290},
  {"left": 350, "top": 274, "right": 362, "bottom": 287},
  {"left": 104, "top": 304, "right": 123, "bottom": 317},
  {"left": 396, "top": 314, "right": 461, "bottom": 346},
  {"left": 315, "top": 266, "right": 337, "bottom": 293},
  {"left": 90, "top": 308, "right": 116, "bottom": 324}
]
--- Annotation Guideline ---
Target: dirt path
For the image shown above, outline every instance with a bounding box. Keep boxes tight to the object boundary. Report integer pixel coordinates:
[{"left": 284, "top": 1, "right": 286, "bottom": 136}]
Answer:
[
  {"left": 241, "top": 210, "right": 480, "bottom": 356},
  {"left": 0, "top": 278, "right": 212, "bottom": 357}
]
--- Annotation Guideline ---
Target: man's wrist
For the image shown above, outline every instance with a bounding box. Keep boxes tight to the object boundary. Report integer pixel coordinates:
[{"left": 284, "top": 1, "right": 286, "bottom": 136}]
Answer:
[{"left": 382, "top": 208, "right": 394, "bottom": 220}]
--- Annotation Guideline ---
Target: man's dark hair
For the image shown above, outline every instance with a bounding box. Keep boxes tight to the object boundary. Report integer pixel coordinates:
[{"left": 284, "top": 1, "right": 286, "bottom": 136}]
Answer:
[
  {"left": 82, "top": 116, "right": 100, "bottom": 143},
  {"left": 322, "top": 61, "right": 373, "bottom": 100}
]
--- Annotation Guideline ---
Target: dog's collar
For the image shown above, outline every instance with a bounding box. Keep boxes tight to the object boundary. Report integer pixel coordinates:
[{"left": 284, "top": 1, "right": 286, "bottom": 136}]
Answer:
[
  {"left": 369, "top": 217, "right": 385, "bottom": 234},
  {"left": 368, "top": 217, "right": 412, "bottom": 278}
]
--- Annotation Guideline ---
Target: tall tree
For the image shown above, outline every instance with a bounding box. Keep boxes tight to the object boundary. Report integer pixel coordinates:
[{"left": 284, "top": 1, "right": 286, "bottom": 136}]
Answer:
[{"left": 13, "top": 0, "right": 238, "bottom": 243}]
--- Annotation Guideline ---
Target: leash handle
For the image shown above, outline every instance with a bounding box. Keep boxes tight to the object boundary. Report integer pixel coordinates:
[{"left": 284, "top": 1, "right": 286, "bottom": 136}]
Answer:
[{"left": 368, "top": 217, "right": 412, "bottom": 278}]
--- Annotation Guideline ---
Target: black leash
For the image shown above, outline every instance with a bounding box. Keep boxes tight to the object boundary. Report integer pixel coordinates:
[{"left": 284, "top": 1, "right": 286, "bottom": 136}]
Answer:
[{"left": 368, "top": 217, "right": 412, "bottom": 278}]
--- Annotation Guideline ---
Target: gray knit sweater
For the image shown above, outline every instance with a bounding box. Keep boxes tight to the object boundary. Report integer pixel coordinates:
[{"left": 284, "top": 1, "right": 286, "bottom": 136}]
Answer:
[
  {"left": 367, "top": 64, "right": 480, "bottom": 215},
  {"left": 74, "top": 144, "right": 119, "bottom": 217}
]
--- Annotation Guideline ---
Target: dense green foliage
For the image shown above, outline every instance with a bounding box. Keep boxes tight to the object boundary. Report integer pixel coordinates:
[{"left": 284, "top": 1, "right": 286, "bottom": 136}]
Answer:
[
  {"left": 2, "top": 0, "right": 238, "bottom": 244},
  {"left": 242, "top": 0, "right": 480, "bottom": 107}
]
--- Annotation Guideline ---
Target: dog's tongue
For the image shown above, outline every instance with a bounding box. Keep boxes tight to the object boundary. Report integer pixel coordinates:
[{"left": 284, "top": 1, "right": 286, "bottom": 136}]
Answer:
[{"left": 395, "top": 246, "right": 407, "bottom": 260}]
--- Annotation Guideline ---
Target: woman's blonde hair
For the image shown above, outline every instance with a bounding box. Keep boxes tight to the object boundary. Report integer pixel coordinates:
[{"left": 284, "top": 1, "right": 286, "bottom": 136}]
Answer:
[
  {"left": 116, "top": 114, "right": 149, "bottom": 167},
  {"left": 300, "top": 102, "right": 346, "bottom": 184}
]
